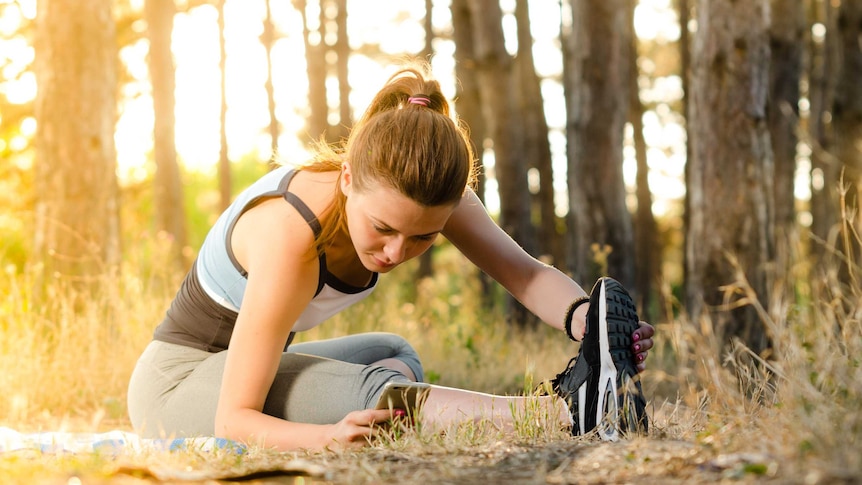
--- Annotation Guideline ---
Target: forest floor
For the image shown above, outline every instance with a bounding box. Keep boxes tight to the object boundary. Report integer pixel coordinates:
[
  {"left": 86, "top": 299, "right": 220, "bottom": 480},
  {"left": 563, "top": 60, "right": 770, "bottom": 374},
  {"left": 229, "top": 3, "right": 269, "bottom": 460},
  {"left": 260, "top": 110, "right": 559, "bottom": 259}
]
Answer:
[{"left": 3, "top": 420, "right": 855, "bottom": 485}]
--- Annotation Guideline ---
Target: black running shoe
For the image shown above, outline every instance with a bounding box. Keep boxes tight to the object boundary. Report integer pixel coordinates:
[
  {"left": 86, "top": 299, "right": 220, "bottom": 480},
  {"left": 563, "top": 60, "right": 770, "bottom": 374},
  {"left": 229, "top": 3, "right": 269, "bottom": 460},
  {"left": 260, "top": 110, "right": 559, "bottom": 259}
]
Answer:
[{"left": 552, "top": 277, "right": 648, "bottom": 440}]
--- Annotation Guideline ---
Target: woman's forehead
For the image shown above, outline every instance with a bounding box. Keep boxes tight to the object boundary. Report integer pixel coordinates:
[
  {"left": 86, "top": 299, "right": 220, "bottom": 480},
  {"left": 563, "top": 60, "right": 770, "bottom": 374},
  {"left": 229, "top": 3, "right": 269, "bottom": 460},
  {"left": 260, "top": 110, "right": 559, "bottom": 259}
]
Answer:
[{"left": 358, "top": 185, "right": 454, "bottom": 233}]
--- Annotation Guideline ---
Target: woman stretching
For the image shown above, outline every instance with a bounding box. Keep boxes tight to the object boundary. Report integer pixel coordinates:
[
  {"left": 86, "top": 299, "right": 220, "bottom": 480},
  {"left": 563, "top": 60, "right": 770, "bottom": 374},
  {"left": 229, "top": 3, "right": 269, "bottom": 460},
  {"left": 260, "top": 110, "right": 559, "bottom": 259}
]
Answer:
[{"left": 128, "top": 65, "right": 655, "bottom": 451}]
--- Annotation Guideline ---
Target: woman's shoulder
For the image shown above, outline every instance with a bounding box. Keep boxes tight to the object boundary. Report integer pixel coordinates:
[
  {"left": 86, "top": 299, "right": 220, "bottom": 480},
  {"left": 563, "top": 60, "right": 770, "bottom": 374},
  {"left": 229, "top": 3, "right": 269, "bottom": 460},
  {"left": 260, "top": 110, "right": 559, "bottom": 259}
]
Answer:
[{"left": 287, "top": 169, "right": 341, "bottom": 216}]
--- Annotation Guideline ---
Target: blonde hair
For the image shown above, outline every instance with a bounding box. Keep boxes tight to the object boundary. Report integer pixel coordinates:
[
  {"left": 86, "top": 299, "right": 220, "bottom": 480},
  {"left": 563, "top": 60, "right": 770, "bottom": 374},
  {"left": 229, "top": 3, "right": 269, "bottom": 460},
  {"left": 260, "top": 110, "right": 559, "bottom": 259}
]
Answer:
[{"left": 302, "top": 64, "right": 477, "bottom": 252}]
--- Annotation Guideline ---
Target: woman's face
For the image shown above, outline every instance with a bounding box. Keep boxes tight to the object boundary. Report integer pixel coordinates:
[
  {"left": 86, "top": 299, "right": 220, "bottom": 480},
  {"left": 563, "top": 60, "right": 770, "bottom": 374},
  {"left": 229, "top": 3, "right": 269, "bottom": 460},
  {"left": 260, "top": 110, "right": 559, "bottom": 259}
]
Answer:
[{"left": 341, "top": 165, "right": 457, "bottom": 273}]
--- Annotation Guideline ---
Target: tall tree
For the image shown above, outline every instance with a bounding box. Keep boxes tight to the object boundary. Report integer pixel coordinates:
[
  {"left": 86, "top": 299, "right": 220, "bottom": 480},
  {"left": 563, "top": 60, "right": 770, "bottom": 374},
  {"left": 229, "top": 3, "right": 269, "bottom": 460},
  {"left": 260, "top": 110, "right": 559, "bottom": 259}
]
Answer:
[
  {"left": 686, "top": 0, "right": 774, "bottom": 354},
  {"left": 514, "top": 0, "right": 565, "bottom": 269},
  {"left": 295, "top": 0, "right": 350, "bottom": 144},
  {"left": 146, "top": 0, "right": 188, "bottom": 270},
  {"left": 296, "top": 0, "right": 329, "bottom": 141},
  {"left": 33, "top": 0, "right": 120, "bottom": 283},
  {"left": 451, "top": 0, "right": 487, "bottom": 205},
  {"left": 768, "top": 0, "right": 804, "bottom": 244},
  {"left": 217, "top": 0, "right": 231, "bottom": 210},
  {"left": 808, "top": 0, "right": 840, "bottom": 253},
  {"left": 465, "top": 0, "right": 536, "bottom": 326},
  {"left": 678, "top": 0, "right": 693, "bottom": 292},
  {"left": 562, "top": 0, "right": 636, "bottom": 290},
  {"left": 831, "top": 0, "right": 862, "bottom": 280},
  {"left": 262, "top": 0, "right": 280, "bottom": 160},
  {"left": 416, "top": 0, "right": 436, "bottom": 281},
  {"left": 451, "top": 0, "right": 494, "bottom": 305},
  {"left": 629, "top": 32, "right": 658, "bottom": 324},
  {"left": 332, "top": 0, "right": 351, "bottom": 141}
]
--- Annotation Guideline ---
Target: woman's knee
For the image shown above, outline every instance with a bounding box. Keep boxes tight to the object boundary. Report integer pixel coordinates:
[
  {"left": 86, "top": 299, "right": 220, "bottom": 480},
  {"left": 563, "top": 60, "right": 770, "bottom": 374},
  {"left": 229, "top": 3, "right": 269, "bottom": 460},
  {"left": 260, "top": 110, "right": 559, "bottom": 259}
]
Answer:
[{"left": 374, "top": 332, "right": 424, "bottom": 382}]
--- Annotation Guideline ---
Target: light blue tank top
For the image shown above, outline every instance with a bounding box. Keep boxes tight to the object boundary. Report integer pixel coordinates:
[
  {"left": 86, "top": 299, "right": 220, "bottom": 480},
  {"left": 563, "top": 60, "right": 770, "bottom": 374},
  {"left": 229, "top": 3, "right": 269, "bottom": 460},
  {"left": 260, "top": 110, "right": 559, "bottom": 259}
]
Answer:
[{"left": 195, "top": 166, "right": 378, "bottom": 332}]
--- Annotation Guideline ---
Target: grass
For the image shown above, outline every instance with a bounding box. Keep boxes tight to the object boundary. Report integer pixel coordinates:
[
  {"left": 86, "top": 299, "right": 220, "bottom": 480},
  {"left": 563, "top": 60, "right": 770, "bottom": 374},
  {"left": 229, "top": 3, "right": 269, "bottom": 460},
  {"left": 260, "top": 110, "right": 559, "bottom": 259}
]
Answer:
[{"left": 1, "top": 229, "right": 861, "bottom": 483}]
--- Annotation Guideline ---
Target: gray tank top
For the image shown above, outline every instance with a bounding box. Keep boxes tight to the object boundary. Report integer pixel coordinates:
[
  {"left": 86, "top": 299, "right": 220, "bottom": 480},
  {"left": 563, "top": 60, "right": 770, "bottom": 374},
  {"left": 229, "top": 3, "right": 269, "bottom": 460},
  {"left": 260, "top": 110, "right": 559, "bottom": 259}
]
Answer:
[{"left": 153, "top": 166, "right": 378, "bottom": 352}]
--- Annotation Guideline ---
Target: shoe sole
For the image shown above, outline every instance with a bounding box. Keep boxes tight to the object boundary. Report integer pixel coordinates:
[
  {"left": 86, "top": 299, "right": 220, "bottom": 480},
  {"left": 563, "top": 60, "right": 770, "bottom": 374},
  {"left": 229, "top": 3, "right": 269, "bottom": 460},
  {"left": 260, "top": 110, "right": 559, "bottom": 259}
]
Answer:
[{"left": 579, "top": 278, "right": 648, "bottom": 440}]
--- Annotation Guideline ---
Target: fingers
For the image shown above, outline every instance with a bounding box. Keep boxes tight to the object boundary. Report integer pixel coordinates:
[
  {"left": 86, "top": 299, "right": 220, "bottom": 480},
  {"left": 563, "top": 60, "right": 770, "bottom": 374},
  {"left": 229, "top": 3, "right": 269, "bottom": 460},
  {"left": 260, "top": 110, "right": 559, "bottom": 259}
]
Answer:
[
  {"left": 632, "top": 321, "right": 654, "bottom": 373},
  {"left": 635, "top": 350, "right": 649, "bottom": 372},
  {"left": 633, "top": 320, "right": 655, "bottom": 340}
]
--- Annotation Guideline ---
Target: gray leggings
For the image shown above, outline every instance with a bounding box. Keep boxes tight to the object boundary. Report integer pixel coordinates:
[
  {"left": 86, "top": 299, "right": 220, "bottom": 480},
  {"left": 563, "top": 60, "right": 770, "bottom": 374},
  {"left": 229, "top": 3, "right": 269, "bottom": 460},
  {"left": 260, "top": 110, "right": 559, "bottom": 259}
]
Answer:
[{"left": 127, "top": 332, "right": 423, "bottom": 438}]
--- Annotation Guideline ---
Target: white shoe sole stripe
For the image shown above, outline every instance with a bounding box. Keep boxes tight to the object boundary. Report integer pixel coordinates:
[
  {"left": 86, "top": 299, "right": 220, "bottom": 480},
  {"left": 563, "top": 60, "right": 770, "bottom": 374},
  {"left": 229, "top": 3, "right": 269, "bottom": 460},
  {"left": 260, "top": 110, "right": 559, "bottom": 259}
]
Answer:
[{"left": 597, "top": 280, "right": 620, "bottom": 441}]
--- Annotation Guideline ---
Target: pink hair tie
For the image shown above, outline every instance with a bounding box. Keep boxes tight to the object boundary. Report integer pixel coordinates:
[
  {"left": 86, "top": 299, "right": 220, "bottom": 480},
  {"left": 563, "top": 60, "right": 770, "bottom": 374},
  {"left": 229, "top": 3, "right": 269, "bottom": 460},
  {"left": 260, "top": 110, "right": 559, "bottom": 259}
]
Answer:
[{"left": 408, "top": 95, "right": 431, "bottom": 107}]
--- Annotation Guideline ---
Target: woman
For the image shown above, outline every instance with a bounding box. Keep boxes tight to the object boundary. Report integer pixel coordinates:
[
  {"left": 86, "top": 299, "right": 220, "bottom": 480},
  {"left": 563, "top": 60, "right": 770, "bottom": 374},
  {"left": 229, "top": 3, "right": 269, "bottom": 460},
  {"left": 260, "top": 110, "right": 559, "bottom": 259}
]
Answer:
[{"left": 128, "top": 65, "right": 655, "bottom": 451}]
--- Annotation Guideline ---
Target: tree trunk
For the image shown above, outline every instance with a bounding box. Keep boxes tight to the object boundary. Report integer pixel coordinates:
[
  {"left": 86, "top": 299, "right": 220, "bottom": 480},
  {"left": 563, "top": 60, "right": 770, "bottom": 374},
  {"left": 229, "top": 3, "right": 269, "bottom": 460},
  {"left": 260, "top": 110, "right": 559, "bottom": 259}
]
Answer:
[
  {"left": 562, "top": 0, "right": 636, "bottom": 291},
  {"left": 34, "top": 0, "right": 121, "bottom": 285},
  {"left": 514, "top": 0, "right": 565, "bottom": 269},
  {"left": 451, "top": 0, "right": 493, "bottom": 306},
  {"left": 466, "top": 0, "right": 536, "bottom": 326},
  {"left": 678, "top": 0, "right": 693, "bottom": 296},
  {"left": 217, "top": 0, "right": 231, "bottom": 211},
  {"left": 416, "top": 0, "right": 436, "bottom": 281},
  {"left": 807, "top": 0, "right": 840, "bottom": 253},
  {"left": 686, "top": 0, "right": 775, "bottom": 355},
  {"left": 629, "top": 33, "right": 658, "bottom": 324},
  {"left": 297, "top": 0, "right": 329, "bottom": 142},
  {"left": 146, "top": 0, "right": 188, "bottom": 271},
  {"left": 262, "top": 0, "right": 280, "bottom": 161},
  {"left": 767, "top": 0, "right": 803, "bottom": 245},
  {"left": 333, "top": 0, "right": 351, "bottom": 142},
  {"left": 831, "top": 0, "right": 862, "bottom": 281}
]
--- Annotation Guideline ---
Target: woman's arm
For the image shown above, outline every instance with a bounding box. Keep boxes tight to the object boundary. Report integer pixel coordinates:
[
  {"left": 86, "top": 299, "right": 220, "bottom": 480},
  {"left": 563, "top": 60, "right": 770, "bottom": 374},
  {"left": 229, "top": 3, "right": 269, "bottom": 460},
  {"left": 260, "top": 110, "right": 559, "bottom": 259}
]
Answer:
[
  {"left": 442, "top": 190, "right": 589, "bottom": 338},
  {"left": 443, "top": 190, "right": 655, "bottom": 367},
  {"left": 215, "top": 198, "right": 392, "bottom": 450}
]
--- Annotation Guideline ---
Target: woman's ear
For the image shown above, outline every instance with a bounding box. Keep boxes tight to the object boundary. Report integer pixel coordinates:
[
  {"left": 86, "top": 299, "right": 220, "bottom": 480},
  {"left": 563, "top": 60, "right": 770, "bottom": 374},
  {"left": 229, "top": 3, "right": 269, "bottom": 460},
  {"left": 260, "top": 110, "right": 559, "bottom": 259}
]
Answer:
[{"left": 340, "top": 162, "right": 353, "bottom": 195}]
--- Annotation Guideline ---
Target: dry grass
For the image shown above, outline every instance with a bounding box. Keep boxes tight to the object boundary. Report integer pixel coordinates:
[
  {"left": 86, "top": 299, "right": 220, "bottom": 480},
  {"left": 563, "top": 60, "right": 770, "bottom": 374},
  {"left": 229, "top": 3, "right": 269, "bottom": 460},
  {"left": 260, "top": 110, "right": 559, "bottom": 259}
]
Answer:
[{"left": 1, "top": 229, "right": 861, "bottom": 483}]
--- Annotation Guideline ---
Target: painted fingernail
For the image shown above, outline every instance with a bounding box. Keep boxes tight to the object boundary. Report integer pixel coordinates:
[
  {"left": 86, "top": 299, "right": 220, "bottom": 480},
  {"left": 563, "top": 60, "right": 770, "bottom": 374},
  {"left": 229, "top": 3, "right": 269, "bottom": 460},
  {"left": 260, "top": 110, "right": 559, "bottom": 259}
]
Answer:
[
  {"left": 634, "top": 343, "right": 641, "bottom": 352},
  {"left": 633, "top": 333, "right": 640, "bottom": 342}
]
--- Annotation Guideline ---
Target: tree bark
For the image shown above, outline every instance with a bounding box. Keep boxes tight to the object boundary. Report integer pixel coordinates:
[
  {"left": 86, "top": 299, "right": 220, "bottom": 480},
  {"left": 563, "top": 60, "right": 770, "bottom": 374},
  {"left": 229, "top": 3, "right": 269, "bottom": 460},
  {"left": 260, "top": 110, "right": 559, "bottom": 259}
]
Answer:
[
  {"left": 514, "top": 0, "right": 565, "bottom": 269},
  {"left": 678, "top": 0, "right": 693, "bottom": 297},
  {"left": 629, "top": 32, "right": 658, "bottom": 324},
  {"left": 686, "top": 0, "right": 775, "bottom": 355},
  {"left": 767, "top": 0, "right": 804, "bottom": 243},
  {"left": 416, "top": 0, "right": 436, "bottom": 281},
  {"left": 562, "top": 0, "right": 636, "bottom": 291},
  {"left": 217, "top": 0, "right": 231, "bottom": 211},
  {"left": 296, "top": 0, "right": 329, "bottom": 142},
  {"left": 831, "top": 0, "right": 862, "bottom": 282},
  {"left": 34, "top": 0, "right": 121, "bottom": 285},
  {"left": 262, "top": 0, "right": 280, "bottom": 160},
  {"left": 146, "top": 0, "right": 188, "bottom": 270},
  {"left": 333, "top": 0, "right": 351, "bottom": 141},
  {"left": 807, "top": 0, "right": 840, "bottom": 252},
  {"left": 466, "top": 0, "right": 536, "bottom": 326},
  {"left": 451, "top": 0, "right": 493, "bottom": 306}
]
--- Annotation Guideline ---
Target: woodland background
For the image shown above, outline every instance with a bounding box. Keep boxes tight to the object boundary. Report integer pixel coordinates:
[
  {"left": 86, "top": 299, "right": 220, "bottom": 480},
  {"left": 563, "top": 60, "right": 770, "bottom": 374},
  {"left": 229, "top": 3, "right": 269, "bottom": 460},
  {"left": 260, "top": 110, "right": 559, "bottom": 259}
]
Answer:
[
  {"left": 0, "top": 0, "right": 861, "bottom": 465},
  {"left": 0, "top": 0, "right": 861, "bottom": 481},
  {"left": 3, "top": 0, "right": 859, "bottom": 352}
]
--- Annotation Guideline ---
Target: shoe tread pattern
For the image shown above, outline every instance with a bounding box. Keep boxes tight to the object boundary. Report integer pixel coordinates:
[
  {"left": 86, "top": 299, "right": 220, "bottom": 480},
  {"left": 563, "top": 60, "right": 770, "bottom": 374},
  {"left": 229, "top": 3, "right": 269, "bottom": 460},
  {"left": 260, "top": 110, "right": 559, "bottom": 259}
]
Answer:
[{"left": 601, "top": 278, "right": 649, "bottom": 434}]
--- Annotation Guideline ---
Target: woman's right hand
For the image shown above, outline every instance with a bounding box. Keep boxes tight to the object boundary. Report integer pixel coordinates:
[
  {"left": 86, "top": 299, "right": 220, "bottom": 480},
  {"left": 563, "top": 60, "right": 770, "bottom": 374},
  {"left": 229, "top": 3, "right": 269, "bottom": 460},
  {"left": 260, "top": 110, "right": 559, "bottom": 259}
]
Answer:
[{"left": 325, "top": 408, "right": 399, "bottom": 450}]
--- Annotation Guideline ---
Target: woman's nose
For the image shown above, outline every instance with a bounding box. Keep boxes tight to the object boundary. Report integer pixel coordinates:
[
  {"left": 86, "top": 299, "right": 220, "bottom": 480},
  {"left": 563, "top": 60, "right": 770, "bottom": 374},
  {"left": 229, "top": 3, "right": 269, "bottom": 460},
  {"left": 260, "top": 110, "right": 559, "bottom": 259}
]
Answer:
[{"left": 384, "top": 237, "right": 407, "bottom": 263}]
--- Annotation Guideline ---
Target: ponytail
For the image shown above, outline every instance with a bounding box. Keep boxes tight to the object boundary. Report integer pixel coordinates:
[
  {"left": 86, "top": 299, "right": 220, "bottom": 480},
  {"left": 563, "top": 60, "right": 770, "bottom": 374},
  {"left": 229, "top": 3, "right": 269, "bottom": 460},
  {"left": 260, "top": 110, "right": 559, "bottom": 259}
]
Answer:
[{"left": 301, "top": 62, "right": 477, "bottom": 253}]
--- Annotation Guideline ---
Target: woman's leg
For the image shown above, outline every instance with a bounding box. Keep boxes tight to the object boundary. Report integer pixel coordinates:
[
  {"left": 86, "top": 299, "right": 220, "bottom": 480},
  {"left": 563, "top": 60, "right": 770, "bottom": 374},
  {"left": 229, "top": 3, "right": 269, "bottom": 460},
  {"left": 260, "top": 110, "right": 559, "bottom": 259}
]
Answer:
[
  {"left": 128, "top": 340, "right": 413, "bottom": 438},
  {"left": 288, "top": 332, "right": 423, "bottom": 381},
  {"left": 420, "top": 385, "right": 571, "bottom": 432},
  {"left": 127, "top": 340, "right": 216, "bottom": 438},
  {"left": 129, "top": 340, "right": 566, "bottom": 438}
]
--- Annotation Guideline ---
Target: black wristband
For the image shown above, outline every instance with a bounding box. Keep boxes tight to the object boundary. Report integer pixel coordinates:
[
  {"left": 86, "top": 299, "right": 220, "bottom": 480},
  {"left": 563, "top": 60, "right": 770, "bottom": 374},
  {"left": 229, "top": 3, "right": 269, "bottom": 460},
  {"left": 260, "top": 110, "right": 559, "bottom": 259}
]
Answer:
[{"left": 564, "top": 296, "right": 590, "bottom": 342}]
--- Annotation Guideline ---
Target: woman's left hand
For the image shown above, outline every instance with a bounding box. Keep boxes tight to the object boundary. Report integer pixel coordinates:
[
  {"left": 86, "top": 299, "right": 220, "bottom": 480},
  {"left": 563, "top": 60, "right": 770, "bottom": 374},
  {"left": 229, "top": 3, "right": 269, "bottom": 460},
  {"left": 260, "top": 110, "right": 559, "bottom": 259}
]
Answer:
[{"left": 631, "top": 321, "right": 654, "bottom": 373}]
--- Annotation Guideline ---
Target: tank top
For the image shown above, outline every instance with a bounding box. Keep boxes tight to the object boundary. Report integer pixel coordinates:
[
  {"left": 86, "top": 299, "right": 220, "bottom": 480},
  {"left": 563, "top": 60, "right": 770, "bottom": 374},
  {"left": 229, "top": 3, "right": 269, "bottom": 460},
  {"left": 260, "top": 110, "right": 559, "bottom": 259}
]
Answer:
[{"left": 152, "top": 166, "right": 378, "bottom": 352}]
